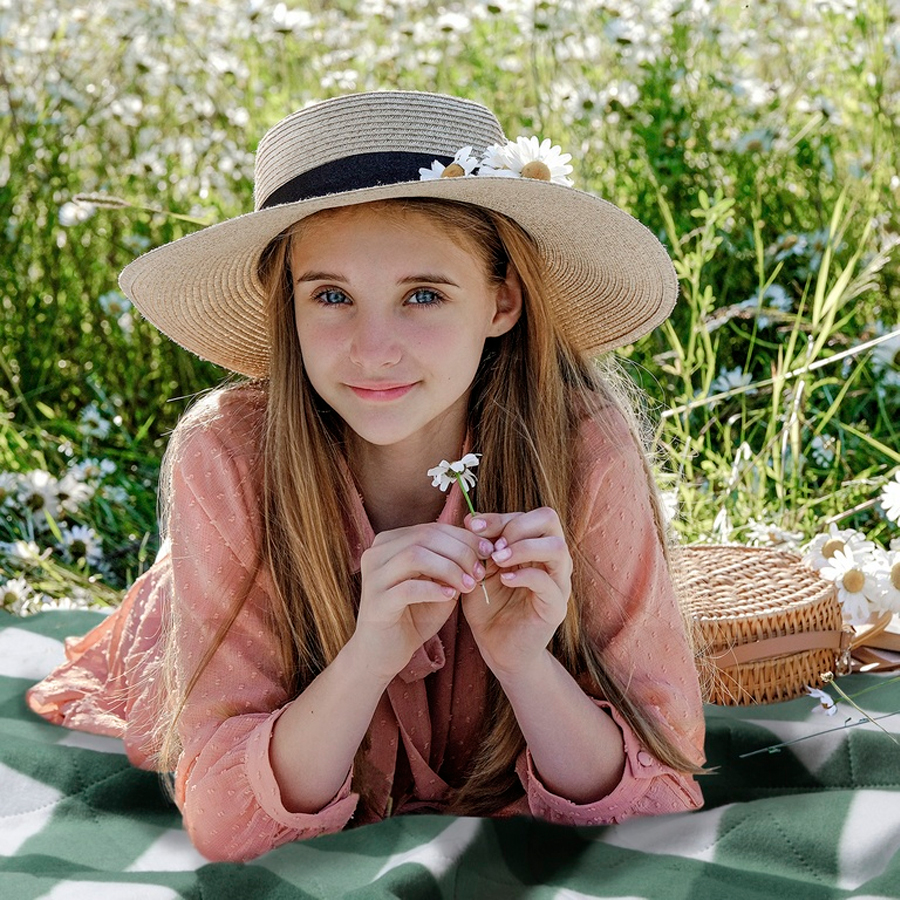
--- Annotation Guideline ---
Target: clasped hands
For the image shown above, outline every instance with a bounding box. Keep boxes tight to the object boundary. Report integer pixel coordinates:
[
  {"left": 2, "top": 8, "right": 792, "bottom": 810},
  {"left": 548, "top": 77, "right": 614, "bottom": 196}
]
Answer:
[{"left": 355, "top": 508, "right": 573, "bottom": 682}]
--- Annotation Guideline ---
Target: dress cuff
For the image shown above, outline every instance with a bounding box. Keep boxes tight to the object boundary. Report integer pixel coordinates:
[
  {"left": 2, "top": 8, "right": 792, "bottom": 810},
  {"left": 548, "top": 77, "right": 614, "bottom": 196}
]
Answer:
[
  {"left": 245, "top": 704, "right": 359, "bottom": 832},
  {"left": 516, "top": 700, "right": 691, "bottom": 825}
]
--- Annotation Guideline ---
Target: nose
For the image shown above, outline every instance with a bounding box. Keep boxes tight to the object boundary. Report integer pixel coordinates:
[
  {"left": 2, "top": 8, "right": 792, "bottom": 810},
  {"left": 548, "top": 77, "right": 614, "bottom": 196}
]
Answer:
[{"left": 348, "top": 307, "right": 402, "bottom": 369}]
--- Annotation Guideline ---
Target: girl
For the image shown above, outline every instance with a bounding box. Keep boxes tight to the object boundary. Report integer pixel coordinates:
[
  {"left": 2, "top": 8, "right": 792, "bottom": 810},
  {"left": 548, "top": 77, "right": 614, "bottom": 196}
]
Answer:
[{"left": 28, "top": 91, "right": 706, "bottom": 863}]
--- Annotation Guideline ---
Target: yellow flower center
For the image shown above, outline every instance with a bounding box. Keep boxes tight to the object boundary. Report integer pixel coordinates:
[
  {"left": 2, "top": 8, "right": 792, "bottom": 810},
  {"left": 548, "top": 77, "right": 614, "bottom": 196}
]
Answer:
[
  {"left": 521, "top": 160, "right": 552, "bottom": 181},
  {"left": 892, "top": 561, "right": 900, "bottom": 591},
  {"left": 842, "top": 569, "right": 866, "bottom": 593},
  {"left": 822, "top": 538, "right": 845, "bottom": 559},
  {"left": 440, "top": 162, "right": 466, "bottom": 178}
]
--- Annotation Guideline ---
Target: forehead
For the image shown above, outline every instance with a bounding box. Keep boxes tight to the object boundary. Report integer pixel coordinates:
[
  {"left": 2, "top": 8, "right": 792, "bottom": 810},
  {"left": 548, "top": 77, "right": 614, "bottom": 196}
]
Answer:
[{"left": 289, "top": 201, "right": 492, "bottom": 269}]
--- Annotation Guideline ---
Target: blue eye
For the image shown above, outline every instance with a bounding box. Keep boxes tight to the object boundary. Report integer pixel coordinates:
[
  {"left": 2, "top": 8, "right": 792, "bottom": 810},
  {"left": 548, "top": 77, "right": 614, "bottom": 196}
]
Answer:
[
  {"left": 406, "top": 288, "right": 443, "bottom": 306},
  {"left": 315, "top": 288, "right": 350, "bottom": 306}
]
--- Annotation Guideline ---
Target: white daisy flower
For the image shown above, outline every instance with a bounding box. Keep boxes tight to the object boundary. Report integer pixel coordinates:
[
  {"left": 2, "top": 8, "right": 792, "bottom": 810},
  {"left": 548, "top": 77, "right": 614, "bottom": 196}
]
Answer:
[
  {"left": 98, "top": 290, "right": 132, "bottom": 317},
  {"left": 0, "top": 471, "right": 19, "bottom": 508},
  {"left": 1, "top": 577, "right": 33, "bottom": 612},
  {"left": 427, "top": 453, "right": 481, "bottom": 492},
  {"left": 0, "top": 540, "right": 47, "bottom": 566},
  {"left": 79, "top": 403, "right": 113, "bottom": 439},
  {"left": 37, "top": 595, "right": 86, "bottom": 612},
  {"left": 57, "top": 471, "right": 96, "bottom": 515},
  {"left": 17, "top": 470, "right": 61, "bottom": 521},
  {"left": 871, "top": 547, "right": 900, "bottom": 613},
  {"left": 418, "top": 146, "right": 480, "bottom": 180},
  {"left": 869, "top": 322, "right": 900, "bottom": 376},
  {"left": 809, "top": 434, "right": 836, "bottom": 467},
  {"left": 480, "top": 136, "right": 574, "bottom": 186},
  {"left": 804, "top": 523, "right": 874, "bottom": 571},
  {"left": 101, "top": 484, "right": 129, "bottom": 505},
  {"left": 711, "top": 366, "right": 757, "bottom": 396},
  {"left": 880, "top": 470, "right": 900, "bottom": 525},
  {"left": 819, "top": 547, "right": 883, "bottom": 625},
  {"left": 806, "top": 686, "right": 838, "bottom": 716},
  {"left": 744, "top": 518, "right": 803, "bottom": 549},
  {"left": 659, "top": 489, "right": 678, "bottom": 526},
  {"left": 59, "top": 524, "right": 104, "bottom": 566},
  {"left": 68, "top": 458, "right": 117, "bottom": 483}
]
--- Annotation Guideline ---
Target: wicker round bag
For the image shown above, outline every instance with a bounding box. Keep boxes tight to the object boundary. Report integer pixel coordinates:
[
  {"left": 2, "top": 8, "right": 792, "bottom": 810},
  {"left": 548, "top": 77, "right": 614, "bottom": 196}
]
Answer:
[{"left": 679, "top": 545, "right": 852, "bottom": 705}]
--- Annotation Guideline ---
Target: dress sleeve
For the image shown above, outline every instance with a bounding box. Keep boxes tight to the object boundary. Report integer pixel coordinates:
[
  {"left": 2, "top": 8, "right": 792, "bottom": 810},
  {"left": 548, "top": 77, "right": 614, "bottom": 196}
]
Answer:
[
  {"left": 515, "top": 406, "right": 705, "bottom": 824},
  {"left": 167, "top": 405, "right": 358, "bottom": 862}
]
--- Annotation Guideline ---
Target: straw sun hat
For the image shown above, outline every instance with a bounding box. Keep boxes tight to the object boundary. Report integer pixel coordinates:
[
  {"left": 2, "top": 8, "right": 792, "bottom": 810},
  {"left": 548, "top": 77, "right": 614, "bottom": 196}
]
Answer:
[{"left": 119, "top": 90, "right": 678, "bottom": 378}]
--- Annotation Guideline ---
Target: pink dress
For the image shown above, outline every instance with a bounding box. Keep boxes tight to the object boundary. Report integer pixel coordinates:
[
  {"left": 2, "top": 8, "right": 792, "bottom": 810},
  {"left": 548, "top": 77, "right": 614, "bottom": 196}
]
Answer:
[{"left": 28, "top": 385, "right": 705, "bottom": 862}]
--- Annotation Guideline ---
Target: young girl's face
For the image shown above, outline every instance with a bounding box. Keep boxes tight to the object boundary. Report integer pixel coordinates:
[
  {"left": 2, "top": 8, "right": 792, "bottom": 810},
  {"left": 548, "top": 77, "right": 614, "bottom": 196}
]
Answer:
[{"left": 291, "top": 203, "right": 521, "bottom": 455}]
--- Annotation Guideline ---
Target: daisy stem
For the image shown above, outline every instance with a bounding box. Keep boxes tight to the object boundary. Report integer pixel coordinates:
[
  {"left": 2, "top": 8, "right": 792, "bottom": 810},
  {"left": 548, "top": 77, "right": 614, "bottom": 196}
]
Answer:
[
  {"left": 821, "top": 672, "right": 900, "bottom": 746},
  {"left": 455, "top": 474, "right": 490, "bottom": 604}
]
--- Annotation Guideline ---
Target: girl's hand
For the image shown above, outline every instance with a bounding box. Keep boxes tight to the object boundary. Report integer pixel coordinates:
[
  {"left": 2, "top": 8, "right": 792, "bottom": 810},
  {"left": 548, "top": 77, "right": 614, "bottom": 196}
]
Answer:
[
  {"left": 353, "top": 523, "right": 492, "bottom": 681},
  {"left": 461, "top": 508, "right": 572, "bottom": 679}
]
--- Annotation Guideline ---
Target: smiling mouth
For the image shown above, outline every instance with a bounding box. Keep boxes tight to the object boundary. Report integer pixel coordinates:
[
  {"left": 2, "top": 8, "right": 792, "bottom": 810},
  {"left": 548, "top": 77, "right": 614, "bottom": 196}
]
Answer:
[{"left": 348, "top": 383, "right": 415, "bottom": 401}]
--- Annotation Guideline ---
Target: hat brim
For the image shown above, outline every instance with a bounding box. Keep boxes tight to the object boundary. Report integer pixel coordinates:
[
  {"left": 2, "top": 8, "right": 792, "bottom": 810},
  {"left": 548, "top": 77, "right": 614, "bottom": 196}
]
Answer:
[{"left": 119, "top": 175, "right": 677, "bottom": 377}]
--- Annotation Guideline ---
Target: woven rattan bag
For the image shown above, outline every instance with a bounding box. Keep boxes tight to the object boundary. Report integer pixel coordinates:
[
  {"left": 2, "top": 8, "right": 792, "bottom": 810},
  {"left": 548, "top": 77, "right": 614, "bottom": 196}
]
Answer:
[{"left": 679, "top": 545, "right": 853, "bottom": 705}]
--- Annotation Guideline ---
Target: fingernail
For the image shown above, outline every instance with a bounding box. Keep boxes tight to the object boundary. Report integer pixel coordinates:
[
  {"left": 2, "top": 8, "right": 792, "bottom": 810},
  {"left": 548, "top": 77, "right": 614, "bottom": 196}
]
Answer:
[
  {"left": 442, "top": 585, "right": 457, "bottom": 598},
  {"left": 473, "top": 562, "right": 485, "bottom": 579},
  {"left": 478, "top": 540, "right": 493, "bottom": 557},
  {"left": 492, "top": 547, "right": 511, "bottom": 562},
  {"left": 462, "top": 574, "right": 476, "bottom": 589},
  {"left": 501, "top": 571, "right": 516, "bottom": 582},
  {"left": 470, "top": 518, "right": 486, "bottom": 532},
  {"left": 495, "top": 537, "right": 508, "bottom": 551}
]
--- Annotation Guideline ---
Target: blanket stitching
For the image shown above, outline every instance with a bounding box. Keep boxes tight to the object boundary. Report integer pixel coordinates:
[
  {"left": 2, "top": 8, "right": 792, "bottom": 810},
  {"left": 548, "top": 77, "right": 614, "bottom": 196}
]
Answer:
[{"left": 765, "top": 808, "right": 828, "bottom": 884}]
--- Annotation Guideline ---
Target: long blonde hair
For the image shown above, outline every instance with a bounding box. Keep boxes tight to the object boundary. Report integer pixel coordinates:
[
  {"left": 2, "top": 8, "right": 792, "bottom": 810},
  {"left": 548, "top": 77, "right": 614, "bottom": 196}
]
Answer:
[{"left": 158, "top": 197, "right": 702, "bottom": 814}]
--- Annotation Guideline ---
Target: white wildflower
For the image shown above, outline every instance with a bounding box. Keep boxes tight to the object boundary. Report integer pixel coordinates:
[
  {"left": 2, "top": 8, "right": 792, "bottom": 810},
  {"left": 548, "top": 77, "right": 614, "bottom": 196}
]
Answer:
[
  {"left": 659, "top": 489, "right": 678, "bottom": 527},
  {"left": 804, "top": 523, "right": 873, "bottom": 571},
  {"left": 98, "top": 291, "right": 132, "bottom": 317},
  {"left": 0, "top": 577, "right": 33, "bottom": 614},
  {"left": 880, "top": 471, "right": 900, "bottom": 524},
  {"left": 819, "top": 547, "right": 883, "bottom": 625},
  {"left": 100, "top": 484, "right": 129, "bottom": 505},
  {"left": 869, "top": 322, "right": 900, "bottom": 376},
  {"left": 806, "top": 686, "right": 837, "bottom": 716},
  {"left": 17, "top": 470, "right": 61, "bottom": 521},
  {"left": 419, "top": 146, "right": 480, "bottom": 180},
  {"left": 79, "top": 403, "right": 112, "bottom": 439},
  {"left": 0, "top": 471, "right": 19, "bottom": 507},
  {"left": 809, "top": 434, "right": 836, "bottom": 467},
  {"left": 428, "top": 453, "right": 481, "bottom": 492},
  {"left": 57, "top": 471, "right": 96, "bottom": 515},
  {"left": 0, "top": 540, "right": 47, "bottom": 566},
  {"left": 59, "top": 200, "right": 95, "bottom": 227},
  {"left": 480, "top": 137, "right": 574, "bottom": 186},
  {"left": 871, "top": 547, "right": 900, "bottom": 613},
  {"left": 745, "top": 518, "right": 803, "bottom": 549},
  {"left": 68, "top": 458, "right": 117, "bottom": 483},
  {"left": 711, "top": 366, "right": 757, "bottom": 395},
  {"left": 59, "top": 524, "right": 104, "bottom": 567}
]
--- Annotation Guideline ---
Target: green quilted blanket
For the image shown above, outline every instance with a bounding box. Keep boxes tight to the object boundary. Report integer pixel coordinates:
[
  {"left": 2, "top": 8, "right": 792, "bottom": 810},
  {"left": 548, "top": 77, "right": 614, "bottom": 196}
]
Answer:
[{"left": 2, "top": 610, "right": 899, "bottom": 899}]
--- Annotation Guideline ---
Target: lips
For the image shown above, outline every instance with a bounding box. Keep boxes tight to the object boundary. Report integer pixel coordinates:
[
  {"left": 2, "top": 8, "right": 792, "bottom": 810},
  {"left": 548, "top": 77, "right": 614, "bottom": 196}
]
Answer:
[{"left": 347, "top": 382, "right": 415, "bottom": 401}]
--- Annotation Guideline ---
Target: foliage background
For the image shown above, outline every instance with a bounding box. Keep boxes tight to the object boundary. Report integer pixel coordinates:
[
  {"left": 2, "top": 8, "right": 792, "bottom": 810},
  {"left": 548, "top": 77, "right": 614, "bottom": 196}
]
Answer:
[{"left": 1, "top": 0, "right": 898, "bottom": 606}]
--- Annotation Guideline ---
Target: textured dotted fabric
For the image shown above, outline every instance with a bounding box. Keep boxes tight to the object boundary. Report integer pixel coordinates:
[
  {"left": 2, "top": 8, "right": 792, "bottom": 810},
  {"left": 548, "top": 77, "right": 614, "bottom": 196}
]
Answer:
[{"left": 27, "top": 385, "right": 704, "bottom": 862}]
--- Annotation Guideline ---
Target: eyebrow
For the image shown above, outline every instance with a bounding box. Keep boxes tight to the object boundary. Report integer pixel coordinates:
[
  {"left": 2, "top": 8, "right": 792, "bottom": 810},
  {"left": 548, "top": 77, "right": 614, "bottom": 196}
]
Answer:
[{"left": 295, "top": 270, "right": 460, "bottom": 287}]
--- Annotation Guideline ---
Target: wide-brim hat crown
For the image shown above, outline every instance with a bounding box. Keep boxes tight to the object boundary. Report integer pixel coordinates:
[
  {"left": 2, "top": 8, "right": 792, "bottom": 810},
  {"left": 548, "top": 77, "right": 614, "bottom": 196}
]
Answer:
[{"left": 119, "top": 90, "right": 678, "bottom": 377}]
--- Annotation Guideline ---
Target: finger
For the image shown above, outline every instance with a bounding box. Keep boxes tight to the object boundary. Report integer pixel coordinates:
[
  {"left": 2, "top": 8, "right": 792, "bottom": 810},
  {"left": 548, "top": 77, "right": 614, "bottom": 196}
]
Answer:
[
  {"left": 491, "top": 508, "right": 565, "bottom": 549},
  {"left": 465, "top": 511, "right": 521, "bottom": 540},
  {"left": 497, "top": 568, "right": 568, "bottom": 614},
  {"left": 370, "top": 524, "right": 488, "bottom": 581},
  {"left": 490, "top": 535, "right": 572, "bottom": 577},
  {"left": 388, "top": 578, "right": 461, "bottom": 604}
]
